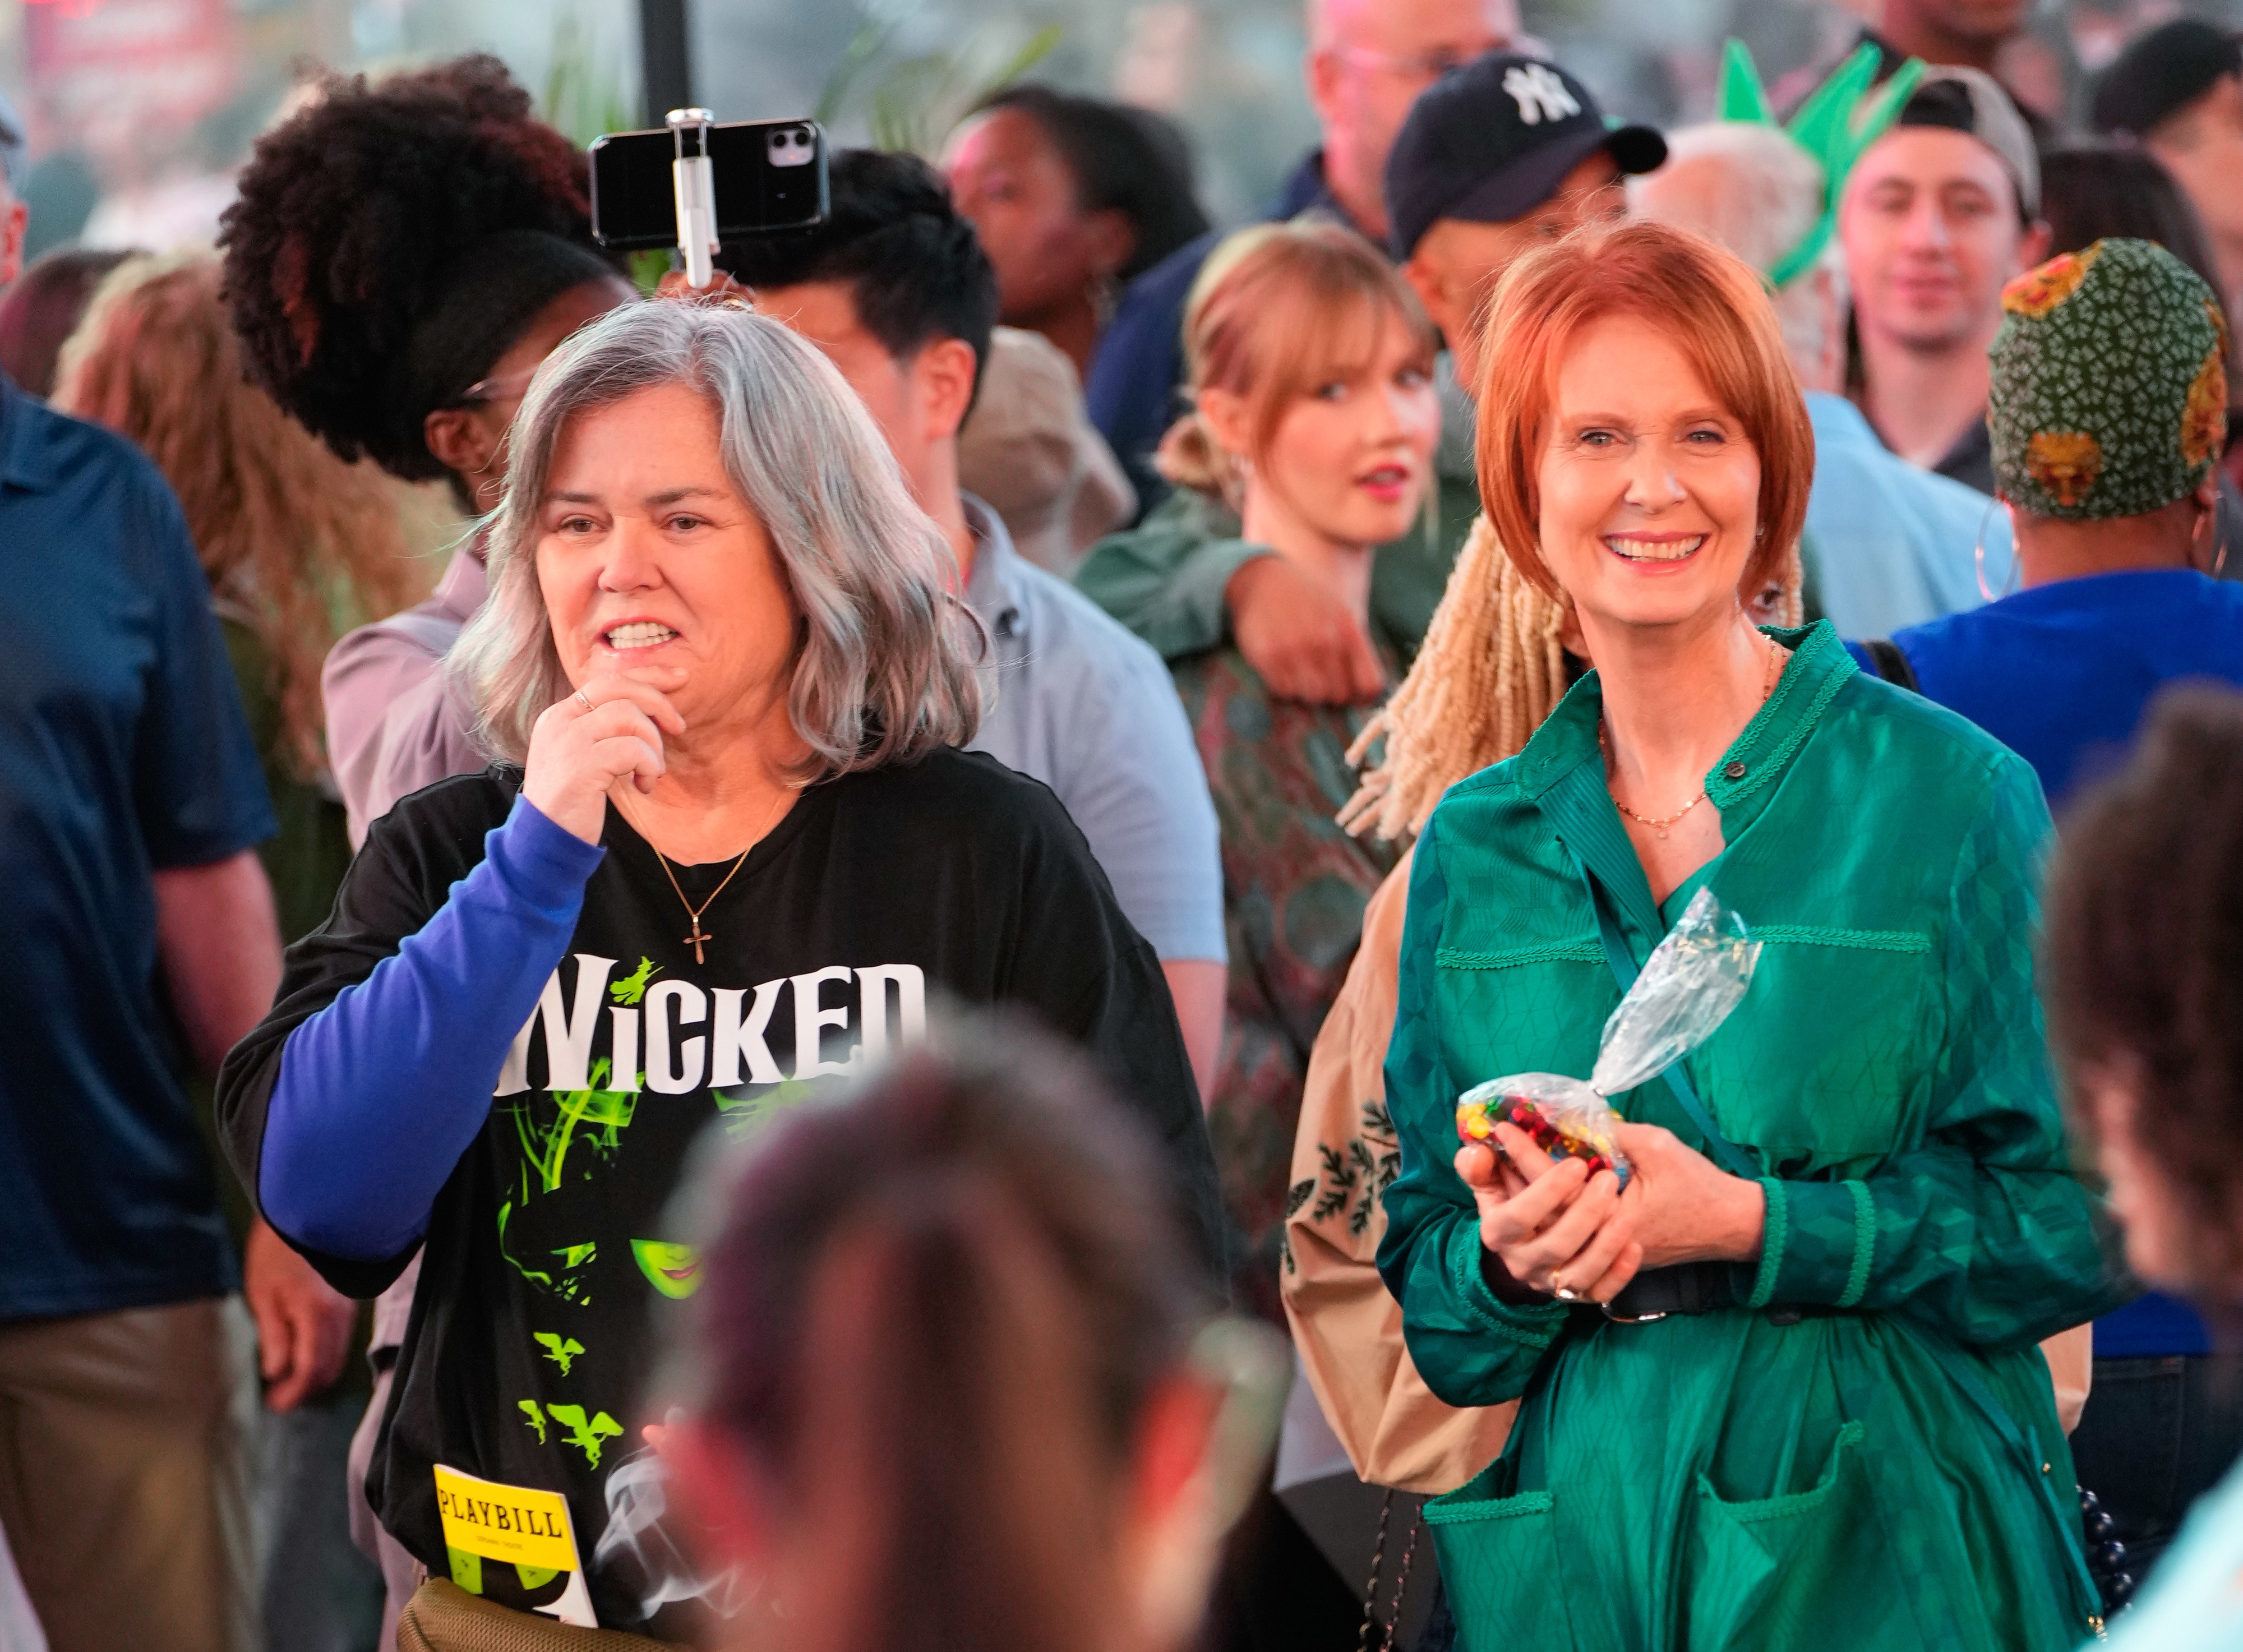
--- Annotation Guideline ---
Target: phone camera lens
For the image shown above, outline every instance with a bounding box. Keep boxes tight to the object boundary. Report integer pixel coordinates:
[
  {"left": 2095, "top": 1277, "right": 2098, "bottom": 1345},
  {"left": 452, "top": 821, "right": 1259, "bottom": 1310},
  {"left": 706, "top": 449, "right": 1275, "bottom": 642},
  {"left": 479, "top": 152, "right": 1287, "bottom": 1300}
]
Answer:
[{"left": 768, "top": 124, "right": 815, "bottom": 167}]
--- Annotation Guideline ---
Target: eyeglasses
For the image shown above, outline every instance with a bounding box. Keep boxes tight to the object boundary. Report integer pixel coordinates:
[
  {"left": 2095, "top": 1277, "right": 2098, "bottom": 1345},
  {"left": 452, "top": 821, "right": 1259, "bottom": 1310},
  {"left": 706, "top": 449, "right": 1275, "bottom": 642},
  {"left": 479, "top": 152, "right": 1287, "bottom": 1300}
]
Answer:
[
  {"left": 456, "top": 365, "right": 542, "bottom": 407},
  {"left": 1329, "top": 40, "right": 1506, "bottom": 82}
]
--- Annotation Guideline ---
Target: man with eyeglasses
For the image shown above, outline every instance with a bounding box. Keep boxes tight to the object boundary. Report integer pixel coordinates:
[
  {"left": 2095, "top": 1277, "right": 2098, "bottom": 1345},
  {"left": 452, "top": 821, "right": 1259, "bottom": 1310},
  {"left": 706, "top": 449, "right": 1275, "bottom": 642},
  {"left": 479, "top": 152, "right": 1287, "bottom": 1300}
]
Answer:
[{"left": 1084, "top": 0, "right": 1520, "bottom": 516}]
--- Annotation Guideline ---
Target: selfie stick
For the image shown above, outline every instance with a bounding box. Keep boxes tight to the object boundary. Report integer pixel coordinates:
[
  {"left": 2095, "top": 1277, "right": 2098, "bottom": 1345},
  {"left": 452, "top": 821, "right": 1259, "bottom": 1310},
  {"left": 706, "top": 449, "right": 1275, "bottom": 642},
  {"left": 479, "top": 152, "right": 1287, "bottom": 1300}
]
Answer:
[{"left": 667, "top": 107, "right": 719, "bottom": 290}]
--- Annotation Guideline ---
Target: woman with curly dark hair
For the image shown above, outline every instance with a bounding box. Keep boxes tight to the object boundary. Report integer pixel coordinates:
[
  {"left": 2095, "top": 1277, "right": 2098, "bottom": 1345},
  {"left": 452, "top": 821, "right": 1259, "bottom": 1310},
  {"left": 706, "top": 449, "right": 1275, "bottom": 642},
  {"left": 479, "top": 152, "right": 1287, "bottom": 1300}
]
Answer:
[
  {"left": 2043, "top": 685, "right": 2243, "bottom": 1650},
  {"left": 217, "top": 57, "right": 634, "bottom": 1644},
  {"left": 221, "top": 54, "right": 630, "bottom": 505},
  {"left": 219, "top": 53, "right": 637, "bottom": 843}
]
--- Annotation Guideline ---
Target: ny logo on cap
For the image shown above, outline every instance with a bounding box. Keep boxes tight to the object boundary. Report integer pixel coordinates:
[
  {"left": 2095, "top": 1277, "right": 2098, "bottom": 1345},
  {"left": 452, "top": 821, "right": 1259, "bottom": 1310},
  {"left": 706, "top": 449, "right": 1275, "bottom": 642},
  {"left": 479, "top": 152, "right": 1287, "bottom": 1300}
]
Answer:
[{"left": 1504, "top": 63, "right": 1581, "bottom": 125}]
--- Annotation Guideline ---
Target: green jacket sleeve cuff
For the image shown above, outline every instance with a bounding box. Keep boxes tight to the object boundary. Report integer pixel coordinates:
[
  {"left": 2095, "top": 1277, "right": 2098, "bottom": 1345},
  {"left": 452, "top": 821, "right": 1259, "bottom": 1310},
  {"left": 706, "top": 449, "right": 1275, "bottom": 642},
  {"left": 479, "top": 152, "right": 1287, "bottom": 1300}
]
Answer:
[
  {"left": 1754, "top": 1178, "right": 1877, "bottom": 1310},
  {"left": 1446, "top": 1210, "right": 1570, "bottom": 1349},
  {"left": 1158, "top": 540, "right": 1270, "bottom": 659}
]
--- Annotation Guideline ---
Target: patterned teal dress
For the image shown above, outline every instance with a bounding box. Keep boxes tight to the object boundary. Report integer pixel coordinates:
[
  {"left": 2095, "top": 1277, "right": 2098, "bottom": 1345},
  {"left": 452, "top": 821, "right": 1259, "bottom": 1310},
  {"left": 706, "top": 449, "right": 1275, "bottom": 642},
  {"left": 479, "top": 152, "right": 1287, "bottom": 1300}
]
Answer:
[
  {"left": 1377, "top": 622, "right": 2128, "bottom": 1650},
  {"left": 1172, "top": 640, "right": 1399, "bottom": 1321}
]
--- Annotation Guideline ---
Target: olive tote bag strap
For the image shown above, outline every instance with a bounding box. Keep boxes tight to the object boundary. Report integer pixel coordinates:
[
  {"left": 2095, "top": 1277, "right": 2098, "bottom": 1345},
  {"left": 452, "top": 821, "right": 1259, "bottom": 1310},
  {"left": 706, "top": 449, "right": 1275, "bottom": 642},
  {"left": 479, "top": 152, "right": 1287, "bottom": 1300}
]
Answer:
[{"left": 1585, "top": 879, "right": 1761, "bottom": 1180}]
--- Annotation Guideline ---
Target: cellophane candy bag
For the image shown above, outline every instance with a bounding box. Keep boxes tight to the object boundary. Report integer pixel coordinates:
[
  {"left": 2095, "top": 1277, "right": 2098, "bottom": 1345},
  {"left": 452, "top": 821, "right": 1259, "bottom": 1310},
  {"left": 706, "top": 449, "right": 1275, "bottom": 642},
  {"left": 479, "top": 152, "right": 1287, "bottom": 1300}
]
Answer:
[{"left": 1454, "top": 888, "right": 1760, "bottom": 1187}]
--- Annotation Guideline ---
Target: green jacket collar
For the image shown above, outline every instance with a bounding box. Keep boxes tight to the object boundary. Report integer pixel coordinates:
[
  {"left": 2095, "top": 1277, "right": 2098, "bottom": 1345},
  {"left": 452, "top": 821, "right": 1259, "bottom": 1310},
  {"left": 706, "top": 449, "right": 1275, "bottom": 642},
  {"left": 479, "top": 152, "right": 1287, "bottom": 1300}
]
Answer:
[{"left": 1511, "top": 621, "right": 1855, "bottom": 943}]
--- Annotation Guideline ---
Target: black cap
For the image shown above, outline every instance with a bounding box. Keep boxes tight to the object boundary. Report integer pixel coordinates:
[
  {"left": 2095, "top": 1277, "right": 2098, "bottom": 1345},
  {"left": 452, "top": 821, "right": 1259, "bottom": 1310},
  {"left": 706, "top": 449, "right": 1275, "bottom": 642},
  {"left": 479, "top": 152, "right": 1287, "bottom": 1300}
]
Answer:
[
  {"left": 1384, "top": 52, "right": 1665, "bottom": 261},
  {"left": 2091, "top": 19, "right": 2243, "bottom": 137}
]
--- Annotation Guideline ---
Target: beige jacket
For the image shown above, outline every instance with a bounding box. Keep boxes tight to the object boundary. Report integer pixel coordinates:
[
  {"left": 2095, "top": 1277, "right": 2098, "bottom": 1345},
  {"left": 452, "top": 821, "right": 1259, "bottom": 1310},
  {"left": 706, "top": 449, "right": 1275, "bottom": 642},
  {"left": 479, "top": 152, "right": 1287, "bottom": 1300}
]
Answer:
[
  {"left": 1281, "top": 853, "right": 2092, "bottom": 1498},
  {"left": 1282, "top": 847, "right": 1516, "bottom": 1496}
]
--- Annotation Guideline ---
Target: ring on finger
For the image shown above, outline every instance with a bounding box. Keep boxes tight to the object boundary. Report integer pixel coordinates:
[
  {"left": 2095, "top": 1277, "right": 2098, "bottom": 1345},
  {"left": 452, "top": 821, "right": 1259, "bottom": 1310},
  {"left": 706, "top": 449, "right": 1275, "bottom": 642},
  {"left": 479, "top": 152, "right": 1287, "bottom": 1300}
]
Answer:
[{"left": 574, "top": 689, "right": 595, "bottom": 715}]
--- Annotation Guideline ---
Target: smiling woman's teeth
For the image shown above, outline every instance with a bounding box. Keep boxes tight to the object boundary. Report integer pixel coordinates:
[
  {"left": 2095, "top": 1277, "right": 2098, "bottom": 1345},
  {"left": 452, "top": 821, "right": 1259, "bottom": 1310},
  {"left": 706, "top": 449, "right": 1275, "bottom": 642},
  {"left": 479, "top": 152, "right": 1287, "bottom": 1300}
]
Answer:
[
  {"left": 1607, "top": 536, "right": 1705, "bottom": 562},
  {"left": 607, "top": 622, "right": 677, "bottom": 649}
]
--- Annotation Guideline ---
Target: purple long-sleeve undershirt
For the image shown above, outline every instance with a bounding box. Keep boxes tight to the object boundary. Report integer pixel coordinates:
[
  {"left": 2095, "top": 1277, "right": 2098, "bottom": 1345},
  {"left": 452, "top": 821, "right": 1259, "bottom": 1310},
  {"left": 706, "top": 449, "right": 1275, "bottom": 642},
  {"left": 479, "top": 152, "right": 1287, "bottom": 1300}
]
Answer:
[{"left": 260, "top": 796, "right": 605, "bottom": 1261}]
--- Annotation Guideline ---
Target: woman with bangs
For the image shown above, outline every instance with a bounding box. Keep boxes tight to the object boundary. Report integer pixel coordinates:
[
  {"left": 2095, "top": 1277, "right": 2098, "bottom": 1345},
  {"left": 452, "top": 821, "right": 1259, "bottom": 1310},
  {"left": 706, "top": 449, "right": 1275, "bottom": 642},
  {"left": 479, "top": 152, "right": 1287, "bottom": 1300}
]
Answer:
[
  {"left": 1375, "top": 220, "right": 2122, "bottom": 1650},
  {"left": 1084, "top": 219, "right": 1441, "bottom": 1324}
]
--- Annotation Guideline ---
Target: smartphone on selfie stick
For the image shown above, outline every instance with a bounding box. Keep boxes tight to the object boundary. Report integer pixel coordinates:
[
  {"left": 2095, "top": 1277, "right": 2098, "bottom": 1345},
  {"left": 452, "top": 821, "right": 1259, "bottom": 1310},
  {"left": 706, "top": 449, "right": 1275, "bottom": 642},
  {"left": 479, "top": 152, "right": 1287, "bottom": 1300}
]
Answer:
[{"left": 589, "top": 112, "right": 829, "bottom": 287}]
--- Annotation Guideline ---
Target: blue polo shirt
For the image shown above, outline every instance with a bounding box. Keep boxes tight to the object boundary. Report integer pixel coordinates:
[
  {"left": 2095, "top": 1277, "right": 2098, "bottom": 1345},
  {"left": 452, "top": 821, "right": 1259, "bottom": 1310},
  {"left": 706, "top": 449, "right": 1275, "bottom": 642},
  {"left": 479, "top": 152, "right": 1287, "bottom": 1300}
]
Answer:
[
  {"left": 0, "top": 376, "right": 276, "bottom": 1321},
  {"left": 1878, "top": 567, "right": 2243, "bottom": 1357}
]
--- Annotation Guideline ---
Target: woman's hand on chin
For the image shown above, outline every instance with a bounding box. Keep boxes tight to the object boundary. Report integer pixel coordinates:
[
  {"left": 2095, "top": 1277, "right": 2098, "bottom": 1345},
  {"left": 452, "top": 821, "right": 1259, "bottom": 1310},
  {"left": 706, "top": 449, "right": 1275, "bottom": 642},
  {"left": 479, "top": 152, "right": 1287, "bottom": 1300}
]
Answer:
[
  {"left": 523, "top": 667, "right": 690, "bottom": 844},
  {"left": 1609, "top": 1122, "right": 1766, "bottom": 1270},
  {"left": 1456, "top": 1124, "right": 1644, "bottom": 1306}
]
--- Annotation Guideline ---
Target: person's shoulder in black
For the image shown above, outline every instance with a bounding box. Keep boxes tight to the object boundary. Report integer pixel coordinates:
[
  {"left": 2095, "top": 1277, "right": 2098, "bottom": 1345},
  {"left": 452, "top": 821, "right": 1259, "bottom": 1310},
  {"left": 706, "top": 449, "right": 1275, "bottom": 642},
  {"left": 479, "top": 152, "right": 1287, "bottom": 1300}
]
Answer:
[
  {"left": 813, "top": 748, "right": 1225, "bottom": 1273},
  {"left": 834, "top": 746, "right": 1121, "bottom": 880},
  {"left": 345, "top": 764, "right": 524, "bottom": 939},
  {"left": 830, "top": 744, "right": 1068, "bottom": 840}
]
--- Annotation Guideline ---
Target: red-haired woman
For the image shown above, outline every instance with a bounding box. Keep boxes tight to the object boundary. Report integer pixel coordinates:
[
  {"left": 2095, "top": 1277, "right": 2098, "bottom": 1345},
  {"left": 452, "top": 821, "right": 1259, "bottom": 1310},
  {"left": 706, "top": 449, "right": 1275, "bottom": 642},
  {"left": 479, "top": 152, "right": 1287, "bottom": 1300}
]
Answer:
[{"left": 1377, "top": 221, "right": 2122, "bottom": 1649}]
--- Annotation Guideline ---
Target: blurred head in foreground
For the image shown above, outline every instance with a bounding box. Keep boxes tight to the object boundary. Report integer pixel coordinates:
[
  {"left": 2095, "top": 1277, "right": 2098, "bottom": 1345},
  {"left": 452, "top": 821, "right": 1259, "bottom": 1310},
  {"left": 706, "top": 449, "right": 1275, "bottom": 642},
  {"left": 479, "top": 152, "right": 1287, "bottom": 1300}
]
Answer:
[
  {"left": 2044, "top": 685, "right": 2243, "bottom": 1307},
  {"left": 663, "top": 1018, "right": 1257, "bottom": 1652}
]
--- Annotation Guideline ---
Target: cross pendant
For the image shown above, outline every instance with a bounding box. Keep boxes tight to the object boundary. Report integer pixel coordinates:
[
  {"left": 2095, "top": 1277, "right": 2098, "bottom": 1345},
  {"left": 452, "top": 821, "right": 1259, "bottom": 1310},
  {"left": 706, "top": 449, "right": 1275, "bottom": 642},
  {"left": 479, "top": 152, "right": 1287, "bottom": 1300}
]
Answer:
[{"left": 684, "top": 920, "right": 710, "bottom": 965}]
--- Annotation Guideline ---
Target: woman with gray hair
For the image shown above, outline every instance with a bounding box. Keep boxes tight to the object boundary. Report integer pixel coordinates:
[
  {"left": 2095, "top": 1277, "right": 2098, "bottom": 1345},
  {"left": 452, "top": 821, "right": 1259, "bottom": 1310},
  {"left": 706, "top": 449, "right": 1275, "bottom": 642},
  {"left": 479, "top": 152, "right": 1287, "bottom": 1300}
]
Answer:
[{"left": 214, "top": 297, "right": 1221, "bottom": 1642}]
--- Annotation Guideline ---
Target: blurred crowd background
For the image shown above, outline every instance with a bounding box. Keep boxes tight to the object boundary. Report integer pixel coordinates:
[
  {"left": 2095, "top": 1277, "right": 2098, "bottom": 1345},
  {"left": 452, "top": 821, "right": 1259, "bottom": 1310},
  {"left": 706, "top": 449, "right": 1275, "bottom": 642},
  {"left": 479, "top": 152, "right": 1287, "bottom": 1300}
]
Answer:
[{"left": 0, "top": 0, "right": 2230, "bottom": 277}]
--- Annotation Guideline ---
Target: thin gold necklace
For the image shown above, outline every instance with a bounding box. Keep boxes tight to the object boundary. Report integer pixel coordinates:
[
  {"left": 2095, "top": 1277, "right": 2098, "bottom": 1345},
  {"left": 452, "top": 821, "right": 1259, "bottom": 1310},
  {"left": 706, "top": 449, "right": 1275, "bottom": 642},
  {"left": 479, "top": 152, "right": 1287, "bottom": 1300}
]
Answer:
[
  {"left": 1602, "top": 635, "right": 1783, "bottom": 841},
  {"left": 644, "top": 788, "right": 789, "bottom": 964}
]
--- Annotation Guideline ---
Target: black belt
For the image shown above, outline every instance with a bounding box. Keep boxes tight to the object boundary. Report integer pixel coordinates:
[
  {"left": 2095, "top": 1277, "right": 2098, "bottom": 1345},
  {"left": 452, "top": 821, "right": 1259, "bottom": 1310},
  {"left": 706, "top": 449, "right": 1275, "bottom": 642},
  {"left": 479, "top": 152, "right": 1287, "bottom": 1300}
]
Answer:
[
  {"left": 1603, "top": 1262, "right": 1736, "bottom": 1321},
  {"left": 1600, "top": 1265, "right": 1841, "bottom": 1325}
]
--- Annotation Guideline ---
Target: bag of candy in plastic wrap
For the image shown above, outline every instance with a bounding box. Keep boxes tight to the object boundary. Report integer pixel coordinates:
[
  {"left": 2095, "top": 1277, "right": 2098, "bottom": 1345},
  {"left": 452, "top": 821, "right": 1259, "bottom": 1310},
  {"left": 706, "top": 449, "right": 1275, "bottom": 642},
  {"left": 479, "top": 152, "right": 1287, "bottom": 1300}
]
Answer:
[{"left": 1455, "top": 888, "right": 1761, "bottom": 1187}]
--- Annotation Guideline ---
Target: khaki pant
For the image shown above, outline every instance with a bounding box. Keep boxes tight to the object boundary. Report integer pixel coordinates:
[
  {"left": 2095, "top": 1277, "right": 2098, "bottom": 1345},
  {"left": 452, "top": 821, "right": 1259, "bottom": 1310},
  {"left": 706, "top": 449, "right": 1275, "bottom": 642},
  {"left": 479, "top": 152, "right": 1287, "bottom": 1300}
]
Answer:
[{"left": 0, "top": 1296, "right": 260, "bottom": 1652}]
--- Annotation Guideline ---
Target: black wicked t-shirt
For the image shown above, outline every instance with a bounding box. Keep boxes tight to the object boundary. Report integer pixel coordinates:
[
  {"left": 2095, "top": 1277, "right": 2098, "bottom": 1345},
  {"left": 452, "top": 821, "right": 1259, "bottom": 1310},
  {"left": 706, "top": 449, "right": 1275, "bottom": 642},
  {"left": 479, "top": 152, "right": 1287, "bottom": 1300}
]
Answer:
[{"left": 217, "top": 749, "right": 1220, "bottom": 1635}]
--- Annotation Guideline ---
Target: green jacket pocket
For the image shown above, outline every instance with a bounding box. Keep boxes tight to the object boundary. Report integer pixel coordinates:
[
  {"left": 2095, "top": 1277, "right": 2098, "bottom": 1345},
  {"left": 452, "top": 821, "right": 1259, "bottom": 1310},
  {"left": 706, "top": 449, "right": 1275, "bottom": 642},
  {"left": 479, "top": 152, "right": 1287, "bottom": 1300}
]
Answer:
[
  {"left": 1686, "top": 1420, "right": 1882, "bottom": 1644},
  {"left": 1425, "top": 1456, "right": 1580, "bottom": 1650}
]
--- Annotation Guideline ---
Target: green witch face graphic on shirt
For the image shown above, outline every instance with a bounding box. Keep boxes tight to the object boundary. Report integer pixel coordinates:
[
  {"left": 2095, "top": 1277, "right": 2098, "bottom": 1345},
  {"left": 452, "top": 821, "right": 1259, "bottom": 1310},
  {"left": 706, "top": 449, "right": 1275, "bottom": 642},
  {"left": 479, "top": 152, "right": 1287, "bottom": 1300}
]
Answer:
[
  {"left": 497, "top": 1055, "right": 640, "bottom": 1304},
  {"left": 631, "top": 1240, "right": 703, "bottom": 1299}
]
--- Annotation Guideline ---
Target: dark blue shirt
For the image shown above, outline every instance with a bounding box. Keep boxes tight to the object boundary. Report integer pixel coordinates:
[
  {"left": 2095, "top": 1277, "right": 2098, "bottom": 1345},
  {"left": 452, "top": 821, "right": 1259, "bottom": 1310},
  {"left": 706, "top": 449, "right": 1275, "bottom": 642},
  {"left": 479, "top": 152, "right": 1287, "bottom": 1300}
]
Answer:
[
  {"left": 1085, "top": 151, "right": 1353, "bottom": 519},
  {"left": 1877, "top": 567, "right": 2243, "bottom": 1357},
  {"left": 0, "top": 376, "right": 276, "bottom": 1320}
]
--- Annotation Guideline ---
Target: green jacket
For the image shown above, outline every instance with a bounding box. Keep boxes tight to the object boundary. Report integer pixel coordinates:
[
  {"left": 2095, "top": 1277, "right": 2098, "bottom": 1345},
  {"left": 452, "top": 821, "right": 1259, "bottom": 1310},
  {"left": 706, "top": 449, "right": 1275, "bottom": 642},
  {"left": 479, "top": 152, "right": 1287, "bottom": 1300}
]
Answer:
[
  {"left": 1378, "top": 622, "right": 2126, "bottom": 1651},
  {"left": 1074, "top": 475, "right": 1478, "bottom": 666}
]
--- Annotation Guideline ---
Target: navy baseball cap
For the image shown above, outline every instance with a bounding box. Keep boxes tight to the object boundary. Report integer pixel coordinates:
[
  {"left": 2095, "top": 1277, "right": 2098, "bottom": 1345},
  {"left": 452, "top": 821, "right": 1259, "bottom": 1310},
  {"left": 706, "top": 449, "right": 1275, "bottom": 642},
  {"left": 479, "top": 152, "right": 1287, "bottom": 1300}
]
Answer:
[
  {"left": 1386, "top": 52, "right": 1665, "bottom": 260},
  {"left": 2091, "top": 19, "right": 2242, "bottom": 137}
]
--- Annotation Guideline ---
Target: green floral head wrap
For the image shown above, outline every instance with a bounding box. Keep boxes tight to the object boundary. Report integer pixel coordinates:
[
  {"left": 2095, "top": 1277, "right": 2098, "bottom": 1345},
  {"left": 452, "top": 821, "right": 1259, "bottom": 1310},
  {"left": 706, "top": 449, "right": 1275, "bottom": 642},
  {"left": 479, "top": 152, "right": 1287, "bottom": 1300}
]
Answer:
[{"left": 1989, "top": 237, "right": 2229, "bottom": 520}]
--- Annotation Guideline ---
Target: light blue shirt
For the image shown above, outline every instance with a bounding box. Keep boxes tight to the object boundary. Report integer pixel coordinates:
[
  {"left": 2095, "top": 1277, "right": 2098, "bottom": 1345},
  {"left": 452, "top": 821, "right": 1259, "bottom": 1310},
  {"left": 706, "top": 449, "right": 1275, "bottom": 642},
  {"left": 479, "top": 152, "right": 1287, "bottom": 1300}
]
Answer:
[
  {"left": 2099, "top": 1452, "right": 2243, "bottom": 1649},
  {"left": 1804, "top": 391, "right": 2016, "bottom": 638},
  {"left": 963, "top": 496, "right": 1226, "bottom": 965}
]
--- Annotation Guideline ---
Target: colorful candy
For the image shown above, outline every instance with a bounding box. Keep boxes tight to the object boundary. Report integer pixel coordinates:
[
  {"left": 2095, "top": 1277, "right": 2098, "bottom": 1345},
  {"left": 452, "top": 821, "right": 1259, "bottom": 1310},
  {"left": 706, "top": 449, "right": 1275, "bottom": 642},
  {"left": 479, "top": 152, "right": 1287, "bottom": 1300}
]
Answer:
[{"left": 1456, "top": 1092, "right": 1625, "bottom": 1181}]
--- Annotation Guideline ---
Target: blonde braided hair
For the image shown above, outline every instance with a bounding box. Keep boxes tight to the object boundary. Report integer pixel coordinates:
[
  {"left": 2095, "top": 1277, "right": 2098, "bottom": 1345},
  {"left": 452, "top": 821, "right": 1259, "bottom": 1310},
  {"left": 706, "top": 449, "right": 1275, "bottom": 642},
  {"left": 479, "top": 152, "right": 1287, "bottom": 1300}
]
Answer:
[
  {"left": 1339, "top": 514, "right": 1568, "bottom": 841},
  {"left": 1340, "top": 517, "right": 1804, "bottom": 842}
]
